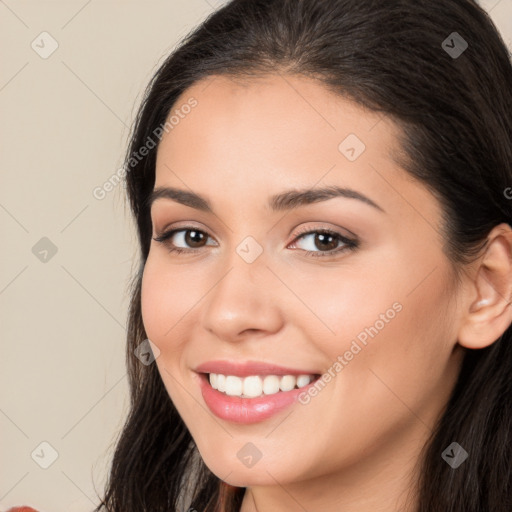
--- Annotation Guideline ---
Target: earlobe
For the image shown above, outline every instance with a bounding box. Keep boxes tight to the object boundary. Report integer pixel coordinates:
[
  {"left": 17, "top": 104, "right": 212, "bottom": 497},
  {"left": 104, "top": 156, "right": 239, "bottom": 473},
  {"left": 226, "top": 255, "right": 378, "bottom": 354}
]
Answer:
[{"left": 458, "top": 223, "right": 512, "bottom": 349}]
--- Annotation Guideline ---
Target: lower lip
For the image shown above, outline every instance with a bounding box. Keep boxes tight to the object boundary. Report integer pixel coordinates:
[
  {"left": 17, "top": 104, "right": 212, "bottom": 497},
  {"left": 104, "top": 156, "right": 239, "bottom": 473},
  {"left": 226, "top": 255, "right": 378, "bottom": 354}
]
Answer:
[{"left": 197, "top": 373, "right": 318, "bottom": 424}]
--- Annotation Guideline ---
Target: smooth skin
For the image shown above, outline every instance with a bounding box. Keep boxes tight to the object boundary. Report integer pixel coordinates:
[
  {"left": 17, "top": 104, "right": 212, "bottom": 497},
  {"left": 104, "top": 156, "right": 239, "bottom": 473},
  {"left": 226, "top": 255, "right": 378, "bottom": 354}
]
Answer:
[{"left": 141, "top": 74, "right": 512, "bottom": 512}]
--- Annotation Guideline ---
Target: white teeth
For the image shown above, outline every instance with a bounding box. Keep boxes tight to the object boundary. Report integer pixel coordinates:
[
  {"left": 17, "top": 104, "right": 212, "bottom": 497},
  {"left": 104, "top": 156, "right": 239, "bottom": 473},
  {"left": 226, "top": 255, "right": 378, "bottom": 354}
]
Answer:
[
  {"left": 279, "top": 375, "right": 296, "bottom": 392},
  {"left": 296, "top": 375, "right": 312, "bottom": 388},
  {"left": 243, "top": 375, "right": 263, "bottom": 398},
  {"left": 263, "top": 375, "right": 280, "bottom": 395},
  {"left": 216, "top": 374, "right": 226, "bottom": 392},
  {"left": 208, "top": 373, "right": 315, "bottom": 398},
  {"left": 225, "top": 376, "right": 243, "bottom": 396}
]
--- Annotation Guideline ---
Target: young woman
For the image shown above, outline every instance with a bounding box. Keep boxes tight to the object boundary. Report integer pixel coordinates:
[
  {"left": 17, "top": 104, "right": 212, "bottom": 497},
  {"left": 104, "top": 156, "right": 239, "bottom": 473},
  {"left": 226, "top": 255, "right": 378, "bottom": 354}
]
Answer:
[{"left": 92, "top": 0, "right": 512, "bottom": 510}]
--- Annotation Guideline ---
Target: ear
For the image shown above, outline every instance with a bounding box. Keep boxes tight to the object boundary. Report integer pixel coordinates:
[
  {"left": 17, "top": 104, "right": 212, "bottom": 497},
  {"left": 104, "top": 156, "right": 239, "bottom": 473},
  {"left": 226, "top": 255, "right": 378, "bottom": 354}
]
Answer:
[{"left": 458, "top": 223, "right": 512, "bottom": 349}]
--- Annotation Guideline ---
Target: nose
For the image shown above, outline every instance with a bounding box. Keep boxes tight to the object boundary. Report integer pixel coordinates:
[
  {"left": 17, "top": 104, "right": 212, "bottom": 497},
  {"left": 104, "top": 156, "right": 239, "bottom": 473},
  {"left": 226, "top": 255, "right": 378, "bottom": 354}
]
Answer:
[{"left": 200, "top": 257, "right": 284, "bottom": 343}]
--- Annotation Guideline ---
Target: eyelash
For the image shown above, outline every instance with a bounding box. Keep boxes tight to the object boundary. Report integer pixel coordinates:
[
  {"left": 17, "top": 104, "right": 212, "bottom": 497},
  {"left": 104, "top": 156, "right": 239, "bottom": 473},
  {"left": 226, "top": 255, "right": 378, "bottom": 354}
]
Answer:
[{"left": 152, "top": 225, "right": 359, "bottom": 258}]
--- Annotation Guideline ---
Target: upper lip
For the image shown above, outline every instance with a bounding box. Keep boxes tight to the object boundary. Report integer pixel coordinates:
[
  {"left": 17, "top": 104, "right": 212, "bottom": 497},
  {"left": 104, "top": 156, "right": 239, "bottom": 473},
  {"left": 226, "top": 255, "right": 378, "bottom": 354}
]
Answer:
[{"left": 195, "top": 360, "right": 320, "bottom": 377}]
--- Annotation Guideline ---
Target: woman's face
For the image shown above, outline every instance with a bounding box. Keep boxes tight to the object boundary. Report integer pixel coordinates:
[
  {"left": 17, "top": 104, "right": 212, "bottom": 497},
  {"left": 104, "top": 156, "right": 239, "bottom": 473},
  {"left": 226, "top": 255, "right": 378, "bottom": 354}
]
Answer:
[{"left": 141, "top": 74, "right": 466, "bottom": 491}]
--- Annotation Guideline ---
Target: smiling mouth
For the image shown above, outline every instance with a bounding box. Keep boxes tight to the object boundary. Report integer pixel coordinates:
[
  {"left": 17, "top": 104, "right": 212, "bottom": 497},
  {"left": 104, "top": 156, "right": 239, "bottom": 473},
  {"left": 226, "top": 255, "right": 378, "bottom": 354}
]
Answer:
[{"left": 204, "top": 372, "right": 321, "bottom": 399}]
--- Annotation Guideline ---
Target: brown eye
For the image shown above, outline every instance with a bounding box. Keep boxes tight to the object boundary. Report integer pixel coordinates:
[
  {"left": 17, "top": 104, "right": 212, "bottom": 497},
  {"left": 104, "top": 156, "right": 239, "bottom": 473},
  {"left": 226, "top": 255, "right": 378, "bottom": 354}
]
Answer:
[
  {"left": 312, "top": 232, "right": 339, "bottom": 251},
  {"left": 153, "top": 227, "right": 215, "bottom": 254},
  {"left": 184, "top": 230, "right": 207, "bottom": 248},
  {"left": 289, "top": 228, "right": 359, "bottom": 258}
]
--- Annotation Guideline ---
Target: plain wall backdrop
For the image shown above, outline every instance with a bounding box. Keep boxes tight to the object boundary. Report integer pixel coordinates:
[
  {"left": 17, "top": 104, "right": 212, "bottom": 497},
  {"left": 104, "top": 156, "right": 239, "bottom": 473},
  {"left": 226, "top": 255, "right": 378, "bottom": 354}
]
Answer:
[{"left": 1, "top": 0, "right": 511, "bottom": 510}]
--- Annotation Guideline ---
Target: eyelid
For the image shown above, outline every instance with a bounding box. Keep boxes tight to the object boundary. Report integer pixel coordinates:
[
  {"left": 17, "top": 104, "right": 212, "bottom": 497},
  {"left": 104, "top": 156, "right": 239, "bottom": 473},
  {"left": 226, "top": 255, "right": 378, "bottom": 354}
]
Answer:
[
  {"left": 156, "top": 220, "right": 208, "bottom": 234},
  {"left": 288, "top": 225, "right": 358, "bottom": 255},
  {"left": 155, "top": 221, "right": 355, "bottom": 240},
  {"left": 153, "top": 224, "right": 217, "bottom": 247},
  {"left": 153, "top": 222, "right": 359, "bottom": 257},
  {"left": 291, "top": 222, "right": 357, "bottom": 240}
]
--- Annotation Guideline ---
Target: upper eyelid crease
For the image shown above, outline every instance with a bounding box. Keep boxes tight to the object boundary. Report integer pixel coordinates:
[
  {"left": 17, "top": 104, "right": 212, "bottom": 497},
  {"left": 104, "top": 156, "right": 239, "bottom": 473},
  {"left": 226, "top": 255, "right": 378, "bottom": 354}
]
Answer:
[
  {"left": 154, "top": 224, "right": 356, "bottom": 243},
  {"left": 146, "top": 185, "right": 385, "bottom": 214},
  {"left": 154, "top": 226, "right": 358, "bottom": 252},
  {"left": 153, "top": 226, "right": 358, "bottom": 260}
]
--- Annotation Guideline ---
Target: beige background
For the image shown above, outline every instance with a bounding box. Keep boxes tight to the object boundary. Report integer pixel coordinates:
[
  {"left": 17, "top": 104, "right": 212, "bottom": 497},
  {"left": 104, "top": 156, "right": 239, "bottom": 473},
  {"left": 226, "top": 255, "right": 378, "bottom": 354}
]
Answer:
[{"left": 1, "top": 1, "right": 511, "bottom": 510}]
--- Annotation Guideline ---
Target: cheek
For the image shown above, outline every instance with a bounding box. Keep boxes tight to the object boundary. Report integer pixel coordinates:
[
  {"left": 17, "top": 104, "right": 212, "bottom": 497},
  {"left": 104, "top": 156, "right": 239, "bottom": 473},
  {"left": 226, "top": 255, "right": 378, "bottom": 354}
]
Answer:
[
  {"left": 296, "top": 250, "right": 457, "bottom": 401},
  {"left": 140, "top": 260, "right": 198, "bottom": 411},
  {"left": 308, "top": 243, "right": 454, "bottom": 363},
  {"left": 140, "top": 255, "right": 197, "bottom": 344},
  {"left": 330, "top": 266, "right": 458, "bottom": 428},
  {"left": 140, "top": 262, "right": 167, "bottom": 341},
  {"left": 284, "top": 260, "right": 404, "bottom": 356}
]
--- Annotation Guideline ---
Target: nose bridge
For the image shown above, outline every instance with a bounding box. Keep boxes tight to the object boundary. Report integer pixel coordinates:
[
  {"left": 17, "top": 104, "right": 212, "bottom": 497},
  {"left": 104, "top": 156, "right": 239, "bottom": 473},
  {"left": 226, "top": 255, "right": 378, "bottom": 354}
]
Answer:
[
  {"left": 216, "top": 230, "right": 269, "bottom": 297},
  {"left": 200, "top": 238, "right": 284, "bottom": 340}
]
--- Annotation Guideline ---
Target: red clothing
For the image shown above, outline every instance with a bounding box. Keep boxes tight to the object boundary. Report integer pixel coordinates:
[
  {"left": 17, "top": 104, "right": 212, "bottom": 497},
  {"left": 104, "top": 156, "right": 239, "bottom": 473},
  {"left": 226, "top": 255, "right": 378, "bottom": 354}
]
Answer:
[{"left": 6, "top": 508, "right": 39, "bottom": 512}]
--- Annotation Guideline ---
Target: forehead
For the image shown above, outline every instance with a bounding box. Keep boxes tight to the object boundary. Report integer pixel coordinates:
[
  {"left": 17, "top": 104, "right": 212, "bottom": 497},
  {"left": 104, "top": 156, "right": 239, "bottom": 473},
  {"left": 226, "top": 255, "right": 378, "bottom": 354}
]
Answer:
[
  {"left": 156, "top": 74, "right": 399, "bottom": 177},
  {"left": 162, "top": 73, "right": 396, "bottom": 148},
  {"left": 153, "top": 73, "right": 439, "bottom": 227}
]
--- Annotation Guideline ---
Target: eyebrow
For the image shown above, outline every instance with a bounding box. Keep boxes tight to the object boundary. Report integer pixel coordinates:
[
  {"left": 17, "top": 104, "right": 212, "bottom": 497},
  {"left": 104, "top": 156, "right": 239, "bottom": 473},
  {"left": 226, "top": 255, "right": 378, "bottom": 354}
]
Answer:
[{"left": 146, "top": 185, "right": 384, "bottom": 213}]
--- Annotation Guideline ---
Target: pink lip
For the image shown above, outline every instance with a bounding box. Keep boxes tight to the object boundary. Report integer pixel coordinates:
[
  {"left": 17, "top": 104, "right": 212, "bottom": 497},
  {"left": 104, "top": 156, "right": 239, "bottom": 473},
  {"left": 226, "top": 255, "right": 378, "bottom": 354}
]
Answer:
[
  {"left": 198, "top": 373, "right": 309, "bottom": 424},
  {"left": 195, "top": 362, "right": 321, "bottom": 424},
  {"left": 195, "top": 360, "right": 319, "bottom": 377}
]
